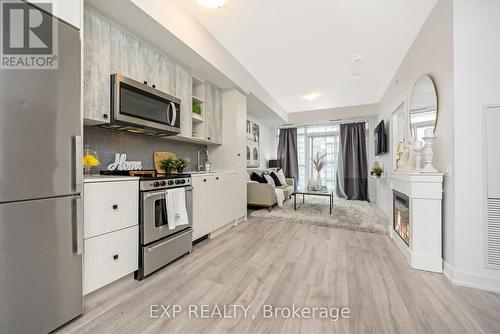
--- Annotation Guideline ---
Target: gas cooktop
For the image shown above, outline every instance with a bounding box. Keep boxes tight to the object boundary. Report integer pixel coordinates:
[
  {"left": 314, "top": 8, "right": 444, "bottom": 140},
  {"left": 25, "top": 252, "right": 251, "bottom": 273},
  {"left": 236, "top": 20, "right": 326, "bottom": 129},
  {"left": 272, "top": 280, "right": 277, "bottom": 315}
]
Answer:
[{"left": 100, "top": 170, "right": 191, "bottom": 190}]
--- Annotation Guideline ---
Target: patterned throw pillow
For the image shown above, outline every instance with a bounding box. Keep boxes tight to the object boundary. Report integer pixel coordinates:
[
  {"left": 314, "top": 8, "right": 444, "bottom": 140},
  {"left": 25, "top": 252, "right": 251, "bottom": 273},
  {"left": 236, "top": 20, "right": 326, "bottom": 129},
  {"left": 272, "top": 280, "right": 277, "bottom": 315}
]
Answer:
[
  {"left": 270, "top": 172, "right": 282, "bottom": 186},
  {"left": 264, "top": 174, "right": 275, "bottom": 186}
]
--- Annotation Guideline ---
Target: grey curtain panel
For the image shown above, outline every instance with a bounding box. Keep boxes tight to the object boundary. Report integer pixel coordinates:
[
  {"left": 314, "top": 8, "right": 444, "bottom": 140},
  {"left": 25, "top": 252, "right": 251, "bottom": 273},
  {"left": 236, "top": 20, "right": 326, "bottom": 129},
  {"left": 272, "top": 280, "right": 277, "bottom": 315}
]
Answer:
[
  {"left": 277, "top": 128, "right": 299, "bottom": 188},
  {"left": 336, "top": 122, "right": 368, "bottom": 200}
]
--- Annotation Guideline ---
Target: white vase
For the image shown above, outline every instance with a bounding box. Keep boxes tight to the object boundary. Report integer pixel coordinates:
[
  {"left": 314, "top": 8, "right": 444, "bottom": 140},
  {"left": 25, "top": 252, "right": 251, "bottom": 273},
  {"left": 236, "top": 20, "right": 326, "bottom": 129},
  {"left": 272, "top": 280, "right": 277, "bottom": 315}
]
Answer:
[{"left": 316, "top": 171, "right": 322, "bottom": 188}]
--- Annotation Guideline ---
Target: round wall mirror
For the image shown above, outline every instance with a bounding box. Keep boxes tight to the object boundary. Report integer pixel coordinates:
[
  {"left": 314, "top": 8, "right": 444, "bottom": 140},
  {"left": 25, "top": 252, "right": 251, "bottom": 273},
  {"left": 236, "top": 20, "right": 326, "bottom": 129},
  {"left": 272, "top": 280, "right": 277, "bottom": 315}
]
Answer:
[{"left": 409, "top": 75, "right": 438, "bottom": 143}]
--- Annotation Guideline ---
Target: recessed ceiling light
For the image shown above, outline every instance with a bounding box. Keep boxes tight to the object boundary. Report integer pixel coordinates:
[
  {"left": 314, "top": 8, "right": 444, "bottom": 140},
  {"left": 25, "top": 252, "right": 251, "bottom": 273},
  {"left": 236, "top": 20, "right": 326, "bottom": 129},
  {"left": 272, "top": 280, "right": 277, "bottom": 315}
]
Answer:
[
  {"left": 302, "top": 92, "right": 320, "bottom": 100},
  {"left": 351, "top": 73, "right": 360, "bottom": 80},
  {"left": 352, "top": 53, "right": 363, "bottom": 63},
  {"left": 197, "top": 0, "right": 225, "bottom": 8}
]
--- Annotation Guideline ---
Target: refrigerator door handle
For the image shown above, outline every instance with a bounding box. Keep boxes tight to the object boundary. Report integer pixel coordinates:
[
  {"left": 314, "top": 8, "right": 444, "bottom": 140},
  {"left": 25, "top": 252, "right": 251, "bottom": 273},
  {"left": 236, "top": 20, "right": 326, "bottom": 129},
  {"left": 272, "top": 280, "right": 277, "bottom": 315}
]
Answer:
[
  {"left": 74, "top": 136, "right": 83, "bottom": 193},
  {"left": 75, "top": 196, "right": 83, "bottom": 255}
]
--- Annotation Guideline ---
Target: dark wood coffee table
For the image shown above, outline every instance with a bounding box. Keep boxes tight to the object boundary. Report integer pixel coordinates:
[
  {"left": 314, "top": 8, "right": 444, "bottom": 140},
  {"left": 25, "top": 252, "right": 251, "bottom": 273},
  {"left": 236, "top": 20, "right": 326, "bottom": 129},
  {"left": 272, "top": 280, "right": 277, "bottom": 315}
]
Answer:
[{"left": 292, "top": 188, "right": 334, "bottom": 214}]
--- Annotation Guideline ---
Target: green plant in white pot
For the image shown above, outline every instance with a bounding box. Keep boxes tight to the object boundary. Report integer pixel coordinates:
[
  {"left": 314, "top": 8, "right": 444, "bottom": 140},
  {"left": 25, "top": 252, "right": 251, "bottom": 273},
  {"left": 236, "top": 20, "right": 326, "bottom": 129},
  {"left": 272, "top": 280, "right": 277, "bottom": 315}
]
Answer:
[
  {"left": 371, "top": 166, "right": 384, "bottom": 178},
  {"left": 175, "top": 158, "right": 189, "bottom": 173}
]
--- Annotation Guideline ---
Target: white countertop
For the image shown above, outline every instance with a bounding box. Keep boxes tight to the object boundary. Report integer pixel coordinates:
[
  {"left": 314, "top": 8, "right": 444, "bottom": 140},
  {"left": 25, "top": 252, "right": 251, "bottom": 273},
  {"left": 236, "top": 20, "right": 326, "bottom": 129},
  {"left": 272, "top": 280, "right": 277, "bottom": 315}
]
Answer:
[
  {"left": 188, "top": 170, "right": 237, "bottom": 176},
  {"left": 83, "top": 175, "right": 140, "bottom": 183}
]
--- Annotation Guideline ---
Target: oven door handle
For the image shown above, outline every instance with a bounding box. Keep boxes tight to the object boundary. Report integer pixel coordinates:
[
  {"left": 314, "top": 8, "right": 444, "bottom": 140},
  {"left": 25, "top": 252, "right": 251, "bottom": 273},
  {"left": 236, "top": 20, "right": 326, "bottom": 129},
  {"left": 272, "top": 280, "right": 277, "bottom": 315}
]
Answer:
[
  {"left": 144, "top": 190, "right": 168, "bottom": 199},
  {"left": 144, "top": 187, "right": 192, "bottom": 200}
]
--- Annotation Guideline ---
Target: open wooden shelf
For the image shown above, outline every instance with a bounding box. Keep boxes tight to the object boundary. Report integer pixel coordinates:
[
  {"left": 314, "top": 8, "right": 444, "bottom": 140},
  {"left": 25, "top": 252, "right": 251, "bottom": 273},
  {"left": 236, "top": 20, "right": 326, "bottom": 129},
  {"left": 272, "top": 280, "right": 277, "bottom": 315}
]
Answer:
[
  {"left": 192, "top": 113, "right": 204, "bottom": 122},
  {"left": 192, "top": 95, "right": 204, "bottom": 104}
]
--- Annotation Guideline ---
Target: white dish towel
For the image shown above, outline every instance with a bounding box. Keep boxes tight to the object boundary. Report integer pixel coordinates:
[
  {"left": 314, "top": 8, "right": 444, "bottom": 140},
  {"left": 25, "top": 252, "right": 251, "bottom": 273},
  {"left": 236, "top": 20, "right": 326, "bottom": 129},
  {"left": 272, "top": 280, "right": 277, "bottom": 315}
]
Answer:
[{"left": 166, "top": 188, "right": 189, "bottom": 230}]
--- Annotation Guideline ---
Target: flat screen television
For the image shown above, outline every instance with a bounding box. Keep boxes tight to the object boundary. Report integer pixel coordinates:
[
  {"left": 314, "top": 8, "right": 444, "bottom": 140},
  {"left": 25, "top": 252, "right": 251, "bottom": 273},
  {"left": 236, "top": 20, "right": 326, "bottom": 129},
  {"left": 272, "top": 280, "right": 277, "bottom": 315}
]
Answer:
[{"left": 374, "top": 120, "right": 388, "bottom": 156}]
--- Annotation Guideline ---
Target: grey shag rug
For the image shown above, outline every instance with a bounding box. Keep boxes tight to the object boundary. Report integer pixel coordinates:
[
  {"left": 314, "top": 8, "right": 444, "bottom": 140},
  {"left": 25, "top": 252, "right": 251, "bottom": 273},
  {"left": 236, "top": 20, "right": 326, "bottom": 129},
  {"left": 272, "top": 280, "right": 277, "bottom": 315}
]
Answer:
[{"left": 250, "top": 196, "right": 388, "bottom": 234}]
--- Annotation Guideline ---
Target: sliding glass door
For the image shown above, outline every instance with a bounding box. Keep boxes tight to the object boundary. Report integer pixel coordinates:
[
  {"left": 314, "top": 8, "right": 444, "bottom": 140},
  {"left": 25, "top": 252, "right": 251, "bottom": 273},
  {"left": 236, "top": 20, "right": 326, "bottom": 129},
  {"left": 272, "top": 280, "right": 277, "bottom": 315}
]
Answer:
[{"left": 297, "top": 125, "right": 340, "bottom": 190}]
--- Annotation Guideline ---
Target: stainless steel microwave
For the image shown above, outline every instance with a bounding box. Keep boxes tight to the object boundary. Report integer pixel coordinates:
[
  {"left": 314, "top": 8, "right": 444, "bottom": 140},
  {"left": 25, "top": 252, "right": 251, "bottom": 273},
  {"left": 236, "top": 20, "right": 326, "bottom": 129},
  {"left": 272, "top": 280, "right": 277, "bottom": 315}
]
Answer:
[{"left": 110, "top": 74, "right": 181, "bottom": 136}]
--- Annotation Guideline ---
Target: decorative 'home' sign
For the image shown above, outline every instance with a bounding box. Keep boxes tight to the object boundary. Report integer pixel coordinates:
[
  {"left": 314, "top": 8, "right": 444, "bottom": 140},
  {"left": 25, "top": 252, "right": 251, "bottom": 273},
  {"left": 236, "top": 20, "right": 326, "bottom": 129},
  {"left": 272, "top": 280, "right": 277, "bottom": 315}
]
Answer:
[{"left": 107, "top": 153, "right": 143, "bottom": 171}]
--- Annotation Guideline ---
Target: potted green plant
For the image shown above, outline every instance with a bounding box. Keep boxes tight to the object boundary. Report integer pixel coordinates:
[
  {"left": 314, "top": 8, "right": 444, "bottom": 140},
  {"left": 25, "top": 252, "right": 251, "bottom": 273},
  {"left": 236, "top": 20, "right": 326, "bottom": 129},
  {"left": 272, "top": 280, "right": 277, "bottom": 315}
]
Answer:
[
  {"left": 192, "top": 102, "right": 202, "bottom": 115},
  {"left": 175, "top": 158, "right": 189, "bottom": 173},
  {"left": 370, "top": 166, "right": 384, "bottom": 178},
  {"left": 160, "top": 158, "right": 177, "bottom": 174}
]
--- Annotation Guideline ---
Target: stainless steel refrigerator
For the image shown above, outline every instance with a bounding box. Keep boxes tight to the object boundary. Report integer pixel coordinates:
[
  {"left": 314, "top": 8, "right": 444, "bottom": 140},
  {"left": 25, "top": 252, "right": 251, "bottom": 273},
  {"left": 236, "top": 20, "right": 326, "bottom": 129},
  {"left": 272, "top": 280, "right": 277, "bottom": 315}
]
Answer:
[{"left": 0, "top": 2, "right": 83, "bottom": 333}]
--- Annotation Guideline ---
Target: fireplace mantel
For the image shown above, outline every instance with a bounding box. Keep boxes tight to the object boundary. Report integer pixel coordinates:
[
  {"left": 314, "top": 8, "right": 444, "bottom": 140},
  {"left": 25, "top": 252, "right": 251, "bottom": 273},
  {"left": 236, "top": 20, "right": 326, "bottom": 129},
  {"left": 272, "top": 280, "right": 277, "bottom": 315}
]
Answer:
[{"left": 389, "top": 171, "right": 444, "bottom": 273}]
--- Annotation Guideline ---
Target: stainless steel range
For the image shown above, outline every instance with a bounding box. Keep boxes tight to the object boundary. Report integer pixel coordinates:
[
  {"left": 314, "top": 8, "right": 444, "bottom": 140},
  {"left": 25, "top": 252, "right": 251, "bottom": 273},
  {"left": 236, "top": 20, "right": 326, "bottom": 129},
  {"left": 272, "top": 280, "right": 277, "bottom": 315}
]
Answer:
[{"left": 135, "top": 174, "right": 193, "bottom": 280}]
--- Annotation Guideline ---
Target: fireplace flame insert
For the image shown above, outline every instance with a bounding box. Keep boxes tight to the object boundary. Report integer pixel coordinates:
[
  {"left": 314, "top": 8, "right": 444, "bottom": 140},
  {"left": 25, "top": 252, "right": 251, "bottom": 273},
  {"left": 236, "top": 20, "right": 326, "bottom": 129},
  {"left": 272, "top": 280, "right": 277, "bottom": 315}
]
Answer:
[{"left": 393, "top": 190, "right": 410, "bottom": 245}]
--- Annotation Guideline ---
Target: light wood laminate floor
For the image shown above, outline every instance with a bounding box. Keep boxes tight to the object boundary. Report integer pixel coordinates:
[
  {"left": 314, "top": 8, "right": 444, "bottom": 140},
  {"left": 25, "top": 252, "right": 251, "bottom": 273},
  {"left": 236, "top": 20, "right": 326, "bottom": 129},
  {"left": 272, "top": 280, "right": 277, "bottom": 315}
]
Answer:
[{"left": 58, "top": 217, "right": 500, "bottom": 334}]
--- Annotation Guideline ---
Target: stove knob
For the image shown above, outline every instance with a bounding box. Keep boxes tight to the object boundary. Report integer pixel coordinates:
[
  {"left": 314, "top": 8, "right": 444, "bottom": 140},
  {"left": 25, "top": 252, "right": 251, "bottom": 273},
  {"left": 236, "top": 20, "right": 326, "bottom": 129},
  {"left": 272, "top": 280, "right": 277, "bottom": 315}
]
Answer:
[
  {"left": 175, "top": 180, "right": 181, "bottom": 185},
  {"left": 160, "top": 181, "right": 167, "bottom": 186},
  {"left": 179, "top": 180, "right": 186, "bottom": 184},
  {"left": 168, "top": 180, "right": 174, "bottom": 186},
  {"left": 153, "top": 182, "right": 160, "bottom": 187}
]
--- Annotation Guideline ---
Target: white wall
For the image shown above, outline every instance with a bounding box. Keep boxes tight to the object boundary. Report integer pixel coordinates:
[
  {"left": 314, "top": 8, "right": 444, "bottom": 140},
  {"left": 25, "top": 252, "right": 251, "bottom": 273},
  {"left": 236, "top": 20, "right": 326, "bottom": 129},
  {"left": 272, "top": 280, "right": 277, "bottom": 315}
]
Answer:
[
  {"left": 288, "top": 104, "right": 378, "bottom": 126},
  {"left": 375, "top": 0, "right": 455, "bottom": 265},
  {"left": 247, "top": 115, "right": 277, "bottom": 169},
  {"left": 451, "top": 0, "right": 500, "bottom": 292}
]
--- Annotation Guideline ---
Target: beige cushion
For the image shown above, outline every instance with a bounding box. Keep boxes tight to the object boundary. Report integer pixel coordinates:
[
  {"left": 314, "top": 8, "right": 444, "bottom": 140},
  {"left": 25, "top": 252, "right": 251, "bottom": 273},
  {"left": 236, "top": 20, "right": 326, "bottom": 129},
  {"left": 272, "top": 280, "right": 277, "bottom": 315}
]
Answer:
[{"left": 276, "top": 169, "right": 287, "bottom": 185}]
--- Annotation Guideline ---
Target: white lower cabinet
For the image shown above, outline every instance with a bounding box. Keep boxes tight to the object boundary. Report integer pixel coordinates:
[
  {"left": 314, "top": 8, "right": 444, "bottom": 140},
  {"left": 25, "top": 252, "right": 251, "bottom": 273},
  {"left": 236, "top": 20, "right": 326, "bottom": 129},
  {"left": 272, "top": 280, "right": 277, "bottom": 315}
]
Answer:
[
  {"left": 83, "top": 178, "right": 139, "bottom": 295},
  {"left": 83, "top": 226, "right": 138, "bottom": 295},
  {"left": 84, "top": 181, "right": 138, "bottom": 238},
  {"left": 192, "top": 172, "right": 239, "bottom": 241},
  {"left": 213, "top": 174, "right": 237, "bottom": 230},
  {"left": 192, "top": 176, "right": 215, "bottom": 240}
]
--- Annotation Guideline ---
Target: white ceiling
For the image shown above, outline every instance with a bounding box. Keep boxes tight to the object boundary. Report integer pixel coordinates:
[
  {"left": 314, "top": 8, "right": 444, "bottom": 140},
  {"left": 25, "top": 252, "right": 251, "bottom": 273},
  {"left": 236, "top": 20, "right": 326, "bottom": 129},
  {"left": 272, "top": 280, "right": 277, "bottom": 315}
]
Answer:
[{"left": 175, "top": 0, "right": 437, "bottom": 113}]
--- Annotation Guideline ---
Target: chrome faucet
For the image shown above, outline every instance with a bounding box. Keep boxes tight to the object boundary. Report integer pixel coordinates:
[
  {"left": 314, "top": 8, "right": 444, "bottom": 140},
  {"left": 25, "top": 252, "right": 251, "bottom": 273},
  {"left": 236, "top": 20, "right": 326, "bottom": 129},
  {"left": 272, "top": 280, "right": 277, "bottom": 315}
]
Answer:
[{"left": 197, "top": 147, "right": 209, "bottom": 172}]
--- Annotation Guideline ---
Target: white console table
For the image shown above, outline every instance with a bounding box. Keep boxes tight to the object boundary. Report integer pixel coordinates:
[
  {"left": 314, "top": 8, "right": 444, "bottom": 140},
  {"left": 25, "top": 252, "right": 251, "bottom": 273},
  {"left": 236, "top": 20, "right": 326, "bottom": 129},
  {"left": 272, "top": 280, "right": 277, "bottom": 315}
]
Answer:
[{"left": 389, "top": 172, "right": 443, "bottom": 273}]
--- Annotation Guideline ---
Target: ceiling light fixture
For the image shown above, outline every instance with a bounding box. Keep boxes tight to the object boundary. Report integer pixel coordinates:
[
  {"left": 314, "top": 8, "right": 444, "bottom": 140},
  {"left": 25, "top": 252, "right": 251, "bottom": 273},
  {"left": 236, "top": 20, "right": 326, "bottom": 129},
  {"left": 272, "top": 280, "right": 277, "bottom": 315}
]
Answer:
[
  {"left": 197, "top": 0, "right": 226, "bottom": 8},
  {"left": 352, "top": 53, "right": 363, "bottom": 63},
  {"left": 302, "top": 92, "right": 320, "bottom": 101},
  {"left": 351, "top": 73, "right": 360, "bottom": 80}
]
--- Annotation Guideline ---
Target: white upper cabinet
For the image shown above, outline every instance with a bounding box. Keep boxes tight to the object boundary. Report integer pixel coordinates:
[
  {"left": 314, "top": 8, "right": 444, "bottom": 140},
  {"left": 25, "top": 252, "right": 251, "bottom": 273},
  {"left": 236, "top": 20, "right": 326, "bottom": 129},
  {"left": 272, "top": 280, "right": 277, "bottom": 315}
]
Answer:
[
  {"left": 110, "top": 26, "right": 149, "bottom": 84},
  {"left": 148, "top": 49, "right": 176, "bottom": 96},
  {"left": 176, "top": 65, "right": 192, "bottom": 138},
  {"left": 205, "top": 82, "right": 222, "bottom": 144},
  {"left": 28, "top": 0, "right": 82, "bottom": 29},
  {"left": 83, "top": 8, "right": 111, "bottom": 124}
]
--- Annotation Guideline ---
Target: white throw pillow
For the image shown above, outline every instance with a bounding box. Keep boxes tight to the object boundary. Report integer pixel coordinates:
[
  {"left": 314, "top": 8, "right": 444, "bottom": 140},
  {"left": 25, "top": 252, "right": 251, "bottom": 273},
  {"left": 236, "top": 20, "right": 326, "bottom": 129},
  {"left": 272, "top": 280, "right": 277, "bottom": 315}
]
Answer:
[
  {"left": 276, "top": 169, "right": 287, "bottom": 185},
  {"left": 264, "top": 174, "right": 275, "bottom": 186}
]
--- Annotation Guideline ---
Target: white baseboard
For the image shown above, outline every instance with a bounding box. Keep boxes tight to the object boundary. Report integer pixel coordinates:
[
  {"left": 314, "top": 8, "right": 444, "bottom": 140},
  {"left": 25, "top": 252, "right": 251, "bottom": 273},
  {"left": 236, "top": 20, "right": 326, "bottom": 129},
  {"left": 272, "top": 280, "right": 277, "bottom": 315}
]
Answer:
[
  {"left": 412, "top": 252, "right": 442, "bottom": 273},
  {"left": 443, "top": 261, "right": 500, "bottom": 293}
]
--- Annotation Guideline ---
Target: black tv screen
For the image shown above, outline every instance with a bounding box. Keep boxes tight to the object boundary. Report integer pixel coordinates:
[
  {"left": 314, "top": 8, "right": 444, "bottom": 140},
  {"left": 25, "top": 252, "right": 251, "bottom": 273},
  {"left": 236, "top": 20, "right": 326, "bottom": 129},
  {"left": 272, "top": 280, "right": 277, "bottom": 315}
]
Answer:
[{"left": 375, "top": 120, "right": 387, "bottom": 156}]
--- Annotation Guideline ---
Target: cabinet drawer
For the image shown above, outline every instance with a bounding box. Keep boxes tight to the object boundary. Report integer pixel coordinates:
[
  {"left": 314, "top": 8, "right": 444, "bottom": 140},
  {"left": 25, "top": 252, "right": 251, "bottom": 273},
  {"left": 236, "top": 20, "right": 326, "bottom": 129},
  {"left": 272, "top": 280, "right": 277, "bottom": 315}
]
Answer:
[
  {"left": 83, "top": 226, "right": 138, "bottom": 295},
  {"left": 84, "top": 181, "right": 138, "bottom": 239}
]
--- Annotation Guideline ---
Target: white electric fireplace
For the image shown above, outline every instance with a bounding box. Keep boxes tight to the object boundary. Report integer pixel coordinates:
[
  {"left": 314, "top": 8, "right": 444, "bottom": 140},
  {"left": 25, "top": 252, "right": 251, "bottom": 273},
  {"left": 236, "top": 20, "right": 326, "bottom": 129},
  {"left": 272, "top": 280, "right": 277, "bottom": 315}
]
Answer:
[{"left": 389, "top": 172, "right": 444, "bottom": 273}]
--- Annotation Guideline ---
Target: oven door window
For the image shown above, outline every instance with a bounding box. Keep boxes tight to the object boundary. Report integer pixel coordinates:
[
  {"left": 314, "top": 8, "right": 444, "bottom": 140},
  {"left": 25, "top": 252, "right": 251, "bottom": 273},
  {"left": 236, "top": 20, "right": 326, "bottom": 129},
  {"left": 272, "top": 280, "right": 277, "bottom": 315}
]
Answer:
[
  {"left": 120, "top": 82, "right": 170, "bottom": 125},
  {"left": 154, "top": 196, "right": 169, "bottom": 228}
]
